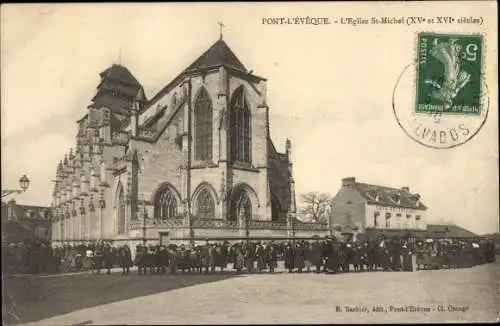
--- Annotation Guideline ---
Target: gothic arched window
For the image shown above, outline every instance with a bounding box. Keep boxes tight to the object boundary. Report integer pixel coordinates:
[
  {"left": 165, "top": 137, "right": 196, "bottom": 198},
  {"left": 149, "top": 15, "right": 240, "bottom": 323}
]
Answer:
[
  {"left": 154, "top": 187, "right": 178, "bottom": 220},
  {"left": 194, "top": 88, "right": 213, "bottom": 161},
  {"left": 229, "top": 86, "right": 251, "bottom": 163},
  {"left": 116, "top": 185, "right": 126, "bottom": 235},
  {"left": 196, "top": 188, "right": 215, "bottom": 219}
]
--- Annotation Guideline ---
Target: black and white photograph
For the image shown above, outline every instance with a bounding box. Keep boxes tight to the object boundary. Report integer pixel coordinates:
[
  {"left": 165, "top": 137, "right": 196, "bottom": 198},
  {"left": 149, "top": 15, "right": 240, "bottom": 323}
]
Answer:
[{"left": 1, "top": 2, "right": 498, "bottom": 325}]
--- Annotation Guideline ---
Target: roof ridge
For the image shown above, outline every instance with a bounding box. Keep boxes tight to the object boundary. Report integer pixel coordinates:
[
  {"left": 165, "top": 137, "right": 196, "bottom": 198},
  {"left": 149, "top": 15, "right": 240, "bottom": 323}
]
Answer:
[{"left": 184, "top": 39, "right": 247, "bottom": 73}]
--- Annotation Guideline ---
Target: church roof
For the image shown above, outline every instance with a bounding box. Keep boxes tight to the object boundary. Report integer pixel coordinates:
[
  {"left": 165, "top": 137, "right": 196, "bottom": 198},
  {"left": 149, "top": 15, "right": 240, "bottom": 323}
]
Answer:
[
  {"left": 147, "top": 38, "right": 264, "bottom": 110},
  {"left": 184, "top": 39, "right": 247, "bottom": 73}
]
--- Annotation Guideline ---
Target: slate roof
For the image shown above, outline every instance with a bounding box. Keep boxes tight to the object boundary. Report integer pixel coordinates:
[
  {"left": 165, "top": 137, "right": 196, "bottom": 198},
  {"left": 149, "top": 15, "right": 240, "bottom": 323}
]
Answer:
[
  {"left": 89, "top": 64, "right": 146, "bottom": 117},
  {"left": 147, "top": 39, "right": 260, "bottom": 108},
  {"left": 92, "top": 81, "right": 142, "bottom": 102},
  {"left": 90, "top": 94, "right": 132, "bottom": 113},
  {"left": 361, "top": 224, "right": 477, "bottom": 239},
  {"left": 353, "top": 181, "right": 427, "bottom": 210},
  {"left": 184, "top": 39, "right": 247, "bottom": 73},
  {"left": 99, "top": 64, "right": 141, "bottom": 87},
  {"left": 425, "top": 224, "right": 477, "bottom": 238}
]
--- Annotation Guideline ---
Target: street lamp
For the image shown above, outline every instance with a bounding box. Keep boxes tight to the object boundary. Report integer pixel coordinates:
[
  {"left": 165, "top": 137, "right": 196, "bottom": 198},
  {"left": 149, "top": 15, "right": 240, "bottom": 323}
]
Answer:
[
  {"left": 2, "top": 174, "right": 30, "bottom": 198},
  {"left": 288, "top": 213, "right": 296, "bottom": 244},
  {"left": 141, "top": 194, "right": 148, "bottom": 246}
]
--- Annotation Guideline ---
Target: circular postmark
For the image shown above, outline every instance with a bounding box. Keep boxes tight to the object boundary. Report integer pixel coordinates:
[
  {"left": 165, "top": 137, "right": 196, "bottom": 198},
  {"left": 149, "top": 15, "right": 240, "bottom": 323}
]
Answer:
[{"left": 392, "top": 34, "right": 489, "bottom": 149}]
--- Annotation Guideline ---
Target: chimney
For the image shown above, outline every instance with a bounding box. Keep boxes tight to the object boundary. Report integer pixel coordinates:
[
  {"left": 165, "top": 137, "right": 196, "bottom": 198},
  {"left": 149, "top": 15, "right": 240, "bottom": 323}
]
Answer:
[{"left": 342, "top": 177, "right": 356, "bottom": 187}]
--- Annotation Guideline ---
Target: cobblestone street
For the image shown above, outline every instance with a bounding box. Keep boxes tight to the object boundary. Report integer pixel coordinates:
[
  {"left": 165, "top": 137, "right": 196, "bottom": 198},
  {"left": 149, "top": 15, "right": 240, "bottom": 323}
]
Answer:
[{"left": 4, "top": 262, "right": 497, "bottom": 325}]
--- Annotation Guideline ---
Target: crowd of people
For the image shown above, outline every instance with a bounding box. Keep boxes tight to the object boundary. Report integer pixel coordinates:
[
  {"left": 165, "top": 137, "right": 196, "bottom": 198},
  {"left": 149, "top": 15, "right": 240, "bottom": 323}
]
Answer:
[{"left": 2, "top": 236, "right": 497, "bottom": 276}]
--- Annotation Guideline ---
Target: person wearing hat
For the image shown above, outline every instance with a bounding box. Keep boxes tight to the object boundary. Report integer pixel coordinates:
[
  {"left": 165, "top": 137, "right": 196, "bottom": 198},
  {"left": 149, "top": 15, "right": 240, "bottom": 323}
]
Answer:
[
  {"left": 119, "top": 244, "right": 133, "bottom": 276},
  {"left": 244, "top": 242, "right": 255, "bottom": 273},
  {"left": 200, "top": 241, "right": 210, "bottom": 274},
  {"left": 283, "top": 242, "right": 295, "bottom": 273},
  {"left": 255, "top": 242, "right": 266, "bottom": 273},
  {"left": 93, "top": 243, "right": 104, "bottom": 274},
  {"left": 102, "top": 243, "right": 114, "bottom": 275},
  {"left": 266, "top": 242, "right": 278, "bottom": 273}
]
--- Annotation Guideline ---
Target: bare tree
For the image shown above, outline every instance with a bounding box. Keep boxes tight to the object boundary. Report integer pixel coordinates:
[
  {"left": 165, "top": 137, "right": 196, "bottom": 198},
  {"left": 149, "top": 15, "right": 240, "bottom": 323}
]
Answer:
[{"left": 299, "top": 192, "right": 332, "bottom": 223}]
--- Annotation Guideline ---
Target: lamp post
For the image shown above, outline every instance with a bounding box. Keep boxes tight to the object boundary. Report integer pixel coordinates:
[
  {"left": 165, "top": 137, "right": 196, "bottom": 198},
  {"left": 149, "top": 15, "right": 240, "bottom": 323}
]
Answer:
[
  {"left": 2, "top": 174, "right": 30, "bottom": 198},
  {"left": 288, "top": 212, "right": 296, "bottom": 244},
  {"left": 141, "top": 194, "right": 147, "bottom": 246}
]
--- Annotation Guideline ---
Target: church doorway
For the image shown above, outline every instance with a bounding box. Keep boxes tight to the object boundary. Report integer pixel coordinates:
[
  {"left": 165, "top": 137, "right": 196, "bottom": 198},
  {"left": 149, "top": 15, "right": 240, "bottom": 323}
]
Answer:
[{"left": 228, "top": 187, "right": 252, "bottom": 224}]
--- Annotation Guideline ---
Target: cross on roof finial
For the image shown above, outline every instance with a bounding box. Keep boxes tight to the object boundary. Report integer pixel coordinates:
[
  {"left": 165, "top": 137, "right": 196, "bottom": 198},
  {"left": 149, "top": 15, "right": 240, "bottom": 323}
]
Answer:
[{"left": 218, "top": 21, "right": 225, "bottom": 40}]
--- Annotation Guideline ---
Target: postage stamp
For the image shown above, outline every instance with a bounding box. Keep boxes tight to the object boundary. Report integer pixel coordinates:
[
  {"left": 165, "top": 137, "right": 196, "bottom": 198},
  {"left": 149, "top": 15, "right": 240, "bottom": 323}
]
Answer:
[
  {"left": 415, "top": 33, "right": 483, "bottom": 115},
  {"left": 392, "top": 32, "right": 489, "bottom": 150}
]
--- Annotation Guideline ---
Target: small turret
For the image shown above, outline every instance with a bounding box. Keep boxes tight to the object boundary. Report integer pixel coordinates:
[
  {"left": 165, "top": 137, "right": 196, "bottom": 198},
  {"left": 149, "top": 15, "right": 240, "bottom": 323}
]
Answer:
[
  {"left": 72, "top": 178, "right": 80, "bottom": 198},
  {"left": 90, "top": 167, "right": 99, "bottom": 191},
  {"left": 285, "top": 139, "right": 292, "bottom": 163},
  {"left": 130, "top": 98, "right": 139, "bottom": 137},
  {"left": 80, "top": 174, "right": 89, "bottom": 195}
]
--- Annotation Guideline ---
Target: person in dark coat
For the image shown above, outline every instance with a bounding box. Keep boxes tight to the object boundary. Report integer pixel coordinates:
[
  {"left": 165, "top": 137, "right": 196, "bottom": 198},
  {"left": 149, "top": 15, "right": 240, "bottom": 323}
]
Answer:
[
  {"left": 294, "top": 243, "right": 306, "bottom": 273},
  {"left": 217, "top": 242, "right": 229, "bottom": 273},
  {"left": 102, "top": 243, "right": 114, "bottom": 274},
  {"left": 201, "top": 241, "right": 211, "bottom": 274},
  {"left": 267, "top": 243, "right": 278, "bottom": 273},
  {"left": 244, "top": 243, "right": 255, "bottom": 273},
  {"left": 135, "top": 244, "right": 146, "bottom": 274},
  {"left": 255, "top": 243, "right": 266, "bottom": 273},
  {"left": 324, "top": 240, "right": 338, "bottom": 273},
  {"left": 93, "top": 245, "right": 104, "bottom": 274},
  {"left": 283, "top": 242, "right": 295, "bottom": 273},
  {"left": 311, "top": 240, "right": 323, "bottom": 273},
  {"left": 119, "top": 244, "right": 133, "bottom": 275}
]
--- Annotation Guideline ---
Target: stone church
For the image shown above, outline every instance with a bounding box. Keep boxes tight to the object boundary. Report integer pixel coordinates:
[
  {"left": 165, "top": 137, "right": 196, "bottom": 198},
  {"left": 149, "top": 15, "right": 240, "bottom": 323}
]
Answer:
[{"left": 51, "top": 37, "right": 327, "bottom": 247}]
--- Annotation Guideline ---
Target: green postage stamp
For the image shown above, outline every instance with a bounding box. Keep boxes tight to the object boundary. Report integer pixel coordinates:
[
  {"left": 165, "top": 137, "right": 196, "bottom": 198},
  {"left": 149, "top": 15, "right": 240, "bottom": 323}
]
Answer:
[{"left": 415, "top": 33, "right": 483, "bottom": 115}]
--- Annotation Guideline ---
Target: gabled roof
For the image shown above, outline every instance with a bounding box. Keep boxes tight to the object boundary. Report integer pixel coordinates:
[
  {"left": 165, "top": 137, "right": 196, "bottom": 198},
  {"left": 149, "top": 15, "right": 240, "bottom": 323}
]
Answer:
[
  {"left": 352, "top": 181, "right": 427, "bottom": 210},
  {"left": 184, "top": 39, "right": 247, "bottom": 73}
]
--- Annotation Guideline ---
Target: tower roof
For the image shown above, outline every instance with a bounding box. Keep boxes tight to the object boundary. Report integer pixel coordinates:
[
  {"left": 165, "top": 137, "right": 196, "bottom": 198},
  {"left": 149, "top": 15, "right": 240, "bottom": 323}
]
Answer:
[
  {"left": 99, "top": 64, "right": 141, "bottom": 87},
  {"left": 184, "top": 39, "right": 247, "bottom": 73}
]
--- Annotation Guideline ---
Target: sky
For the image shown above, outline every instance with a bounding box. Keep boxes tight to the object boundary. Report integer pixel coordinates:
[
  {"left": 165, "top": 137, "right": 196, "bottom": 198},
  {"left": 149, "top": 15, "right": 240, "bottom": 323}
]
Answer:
[{"left": 1, "top": 3, "right": 498, "bottom": 234}]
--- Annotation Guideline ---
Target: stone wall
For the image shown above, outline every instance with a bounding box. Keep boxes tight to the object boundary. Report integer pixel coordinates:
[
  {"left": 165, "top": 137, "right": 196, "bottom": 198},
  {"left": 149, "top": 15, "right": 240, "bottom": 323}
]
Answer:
[{"left": 330, "top": 183, "right": 367, "bottom": 228}]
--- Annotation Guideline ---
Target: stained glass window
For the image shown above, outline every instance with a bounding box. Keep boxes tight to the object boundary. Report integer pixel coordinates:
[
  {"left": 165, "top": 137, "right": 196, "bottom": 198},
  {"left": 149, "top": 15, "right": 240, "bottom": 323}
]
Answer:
[
  {"left": 196, "top": 188, "right": 215, "bottom": 219},
  {"left": 229, "top": 86, "right": 251, "bottom": 164},
  {"left": 194, "top": 88, "right": 213, "bottom": 161},
  {"left": 154, "top": 188, "right": 177, "bottom": 220}
]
